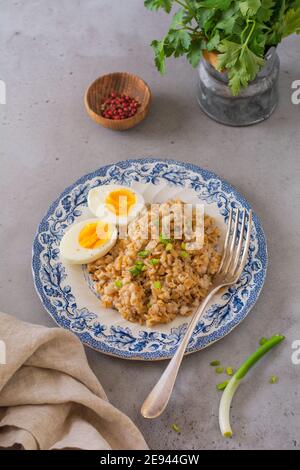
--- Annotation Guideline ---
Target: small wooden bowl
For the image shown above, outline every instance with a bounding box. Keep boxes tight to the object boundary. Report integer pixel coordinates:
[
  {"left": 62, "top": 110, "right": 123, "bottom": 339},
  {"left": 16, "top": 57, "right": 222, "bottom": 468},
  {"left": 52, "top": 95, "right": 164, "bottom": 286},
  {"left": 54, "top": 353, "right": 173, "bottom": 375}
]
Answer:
[{"left": 85, "top": 72, "right": 151, "bottom": 131}]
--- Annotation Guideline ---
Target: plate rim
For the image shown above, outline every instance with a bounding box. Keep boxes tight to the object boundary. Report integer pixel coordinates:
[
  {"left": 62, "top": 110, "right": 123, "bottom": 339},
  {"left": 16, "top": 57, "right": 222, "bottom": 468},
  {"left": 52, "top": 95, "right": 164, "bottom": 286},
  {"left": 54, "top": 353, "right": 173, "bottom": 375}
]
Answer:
[{"left": 32, "top": 157, "right": 268, "bottom": 361}]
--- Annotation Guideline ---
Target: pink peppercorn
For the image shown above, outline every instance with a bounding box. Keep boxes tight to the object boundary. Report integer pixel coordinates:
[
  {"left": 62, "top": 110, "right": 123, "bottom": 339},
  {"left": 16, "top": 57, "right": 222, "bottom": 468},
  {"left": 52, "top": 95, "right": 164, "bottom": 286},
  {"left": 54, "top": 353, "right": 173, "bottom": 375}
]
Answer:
[{"left": 101, "top": 91, "right": 140, "bottom": 120}]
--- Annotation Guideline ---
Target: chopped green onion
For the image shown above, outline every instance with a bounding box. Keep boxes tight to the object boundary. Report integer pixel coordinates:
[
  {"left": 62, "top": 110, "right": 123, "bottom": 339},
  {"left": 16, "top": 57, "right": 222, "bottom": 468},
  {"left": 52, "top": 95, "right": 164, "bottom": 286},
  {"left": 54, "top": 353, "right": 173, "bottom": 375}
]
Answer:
[
  {"left": 159, "top": 233, "right": 173, "bottom": 245},
  {"left": 114, "top": 280, "right": 123, "bottom": 289},
  {"left": 165, "top": 243, "right": 173, "bottom": 252},
  {"left": 210, "top": 360, "right": 221, "bottom": 367},
  {"left": 138, "top": 250, "right": 149, "bottom": 258},
  {"left": 147, "top": 303, "right": 152, "bottom": 309},
  {"left": 129, "top": 267, "right": 140, "bottom": 277},
  {"left": 215, "top": 366, "right": 224, "bottom": 374},
  {"left": 149, "top": 258, "right": 159, "bottom": 266},
  {"left": 181, "top": 242, "right": 186, "bottom": 250},
  {"left": 129, "top": 261, "right": 146, "bottom": 277},
  {"left": 142, "top": 265, "right": 148, "bottom": 271},
  {"left": 219, "top": 335, "right": 285, "bottom": 438},
  {"left": 269, "top": 375, "right": 278, "bottom": 384},
  {"left": 135, "top": 260, "right": 144, "bottom": 267},
  {"left": 217, "top": 381, "right": 229, "bottom": 391},
  {"left": 180, "top": 250, "right": 189, "bottom": 259},
  {"left": 171, "top": 423, "right": 181, "bottom": 433},
  {"left": 153, "top": 281, "right": 161, "bottom": 289},
  {"left": 259, "top": 337, "right": 268, "bottom": 346},
  {"left": 226, "top": 367, "right": 234, "bottom": 376}
]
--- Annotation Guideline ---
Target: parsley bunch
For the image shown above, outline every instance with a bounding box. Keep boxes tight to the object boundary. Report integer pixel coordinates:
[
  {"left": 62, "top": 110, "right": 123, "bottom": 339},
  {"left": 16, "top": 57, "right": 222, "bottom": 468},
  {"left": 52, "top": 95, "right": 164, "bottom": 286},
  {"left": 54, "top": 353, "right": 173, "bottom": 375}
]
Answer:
[{"left": 145, "top": 0, "right": 300, "bottom": 95}]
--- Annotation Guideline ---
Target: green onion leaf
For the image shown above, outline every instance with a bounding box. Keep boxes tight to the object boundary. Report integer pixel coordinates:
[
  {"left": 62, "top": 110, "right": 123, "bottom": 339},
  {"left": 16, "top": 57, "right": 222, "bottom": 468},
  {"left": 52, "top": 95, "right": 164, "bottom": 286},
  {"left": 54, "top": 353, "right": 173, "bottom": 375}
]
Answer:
[
  {"left": 159, "top": 233, "right": 173, "bottom": 245},
  {"left": 153, "top": 281, "right": 161, "bottom": 289},
  {"left": 129, "top": 261, "right": 146, "bottom": 277},
  {"left": 165, "top": 242, "right": 173, "bottom": 252},
  {"left": 129, "top": 267, "right": 140, "bottom": 277},
  {"left": 259, "top": 337, "right": 268, "bottom": 346},
  {"left": 217, "top": 381, "right": 229, "bottom": 391},
  {"left": 180, "top": 250, "right": 189, "bottom": 259},
  {"left": 149, "top": 258, "right": 159, "bottom": 266},
  {"left": 210, "top": 360, "right": 221, "bottom": 366},
  {"left": 215, "top": 366, "right": 224, "bottom": 374},
  {"left": 226, "top": 367, "right": 234, "bottom": 376},
  {"left": 269, "top": 375, "right": 278, "bottom": 384},
  {"left": 171, "top": 423, "right": 181, "bottom": 433},
  {"left": 114, "top": 280, "right": 123, "bottom": 289},
  {"left": 219, "top": 335, "right": 285, "bottom": 438},
  {"left": 138, "top": 250, "right": 150, "bottom": 258}
]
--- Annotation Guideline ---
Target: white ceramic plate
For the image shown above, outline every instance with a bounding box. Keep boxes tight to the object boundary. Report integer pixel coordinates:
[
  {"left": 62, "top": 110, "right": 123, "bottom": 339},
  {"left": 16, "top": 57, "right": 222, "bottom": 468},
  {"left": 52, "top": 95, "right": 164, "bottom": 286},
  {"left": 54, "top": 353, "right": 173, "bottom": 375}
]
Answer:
[{"left": 32, "top": 158, "right": 267, "bottom": 360}]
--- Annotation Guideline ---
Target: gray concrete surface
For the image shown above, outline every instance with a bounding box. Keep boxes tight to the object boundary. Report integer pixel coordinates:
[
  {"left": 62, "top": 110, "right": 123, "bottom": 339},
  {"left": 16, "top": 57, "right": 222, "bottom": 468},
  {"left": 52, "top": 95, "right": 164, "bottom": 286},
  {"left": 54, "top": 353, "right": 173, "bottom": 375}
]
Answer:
[{"left": 1, "top": 0, "right": 300, "bottom": 450}]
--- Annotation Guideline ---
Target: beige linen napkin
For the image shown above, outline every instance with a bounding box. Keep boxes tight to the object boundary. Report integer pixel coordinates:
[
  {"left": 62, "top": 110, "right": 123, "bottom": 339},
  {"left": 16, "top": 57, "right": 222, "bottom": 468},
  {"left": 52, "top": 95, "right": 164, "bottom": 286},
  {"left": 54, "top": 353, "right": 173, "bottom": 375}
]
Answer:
[{"left": 0, "top": 312, "right": 148, "bottom": 450}]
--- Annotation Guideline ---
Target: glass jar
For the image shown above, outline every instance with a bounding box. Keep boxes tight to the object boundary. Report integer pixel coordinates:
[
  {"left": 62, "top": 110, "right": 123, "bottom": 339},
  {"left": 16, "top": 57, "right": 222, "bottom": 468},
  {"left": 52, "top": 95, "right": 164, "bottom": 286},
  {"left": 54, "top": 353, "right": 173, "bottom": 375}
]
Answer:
[{"left": 197, "top": 47, "right": 280, "bottom": 126}]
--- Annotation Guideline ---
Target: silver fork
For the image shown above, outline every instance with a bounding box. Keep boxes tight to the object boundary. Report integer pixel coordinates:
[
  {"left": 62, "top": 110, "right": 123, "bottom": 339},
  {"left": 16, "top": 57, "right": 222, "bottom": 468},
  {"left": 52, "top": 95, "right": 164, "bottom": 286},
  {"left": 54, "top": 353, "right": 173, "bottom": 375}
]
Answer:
[{"left": 141, "top": 208, "right": 252, "bottom": 419}]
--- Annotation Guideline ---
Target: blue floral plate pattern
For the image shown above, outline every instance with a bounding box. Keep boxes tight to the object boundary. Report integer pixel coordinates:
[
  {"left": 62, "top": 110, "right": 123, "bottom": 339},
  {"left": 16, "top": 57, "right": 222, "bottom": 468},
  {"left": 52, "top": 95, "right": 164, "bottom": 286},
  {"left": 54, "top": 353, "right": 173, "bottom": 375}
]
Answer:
[{"left": 32, "top": 158, "right": 267, "bottom": 360}]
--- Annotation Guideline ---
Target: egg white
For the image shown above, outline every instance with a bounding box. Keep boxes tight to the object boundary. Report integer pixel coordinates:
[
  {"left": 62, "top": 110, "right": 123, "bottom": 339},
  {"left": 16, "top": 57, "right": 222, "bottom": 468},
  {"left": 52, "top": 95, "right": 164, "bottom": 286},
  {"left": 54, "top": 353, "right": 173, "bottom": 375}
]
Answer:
[
  {"left": 59, "top": 218, "right": 117, "bottom": 264},
  {"left": 87, "top": 185, "right": 145, "bottom": 226}
]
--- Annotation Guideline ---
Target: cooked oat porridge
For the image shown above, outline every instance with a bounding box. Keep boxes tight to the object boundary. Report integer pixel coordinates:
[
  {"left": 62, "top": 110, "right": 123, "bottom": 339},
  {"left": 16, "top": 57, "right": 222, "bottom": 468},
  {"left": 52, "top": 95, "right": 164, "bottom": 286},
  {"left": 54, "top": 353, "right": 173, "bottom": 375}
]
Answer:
[{"left": 88, "top": 199, "right": 221, "bottom": 327}]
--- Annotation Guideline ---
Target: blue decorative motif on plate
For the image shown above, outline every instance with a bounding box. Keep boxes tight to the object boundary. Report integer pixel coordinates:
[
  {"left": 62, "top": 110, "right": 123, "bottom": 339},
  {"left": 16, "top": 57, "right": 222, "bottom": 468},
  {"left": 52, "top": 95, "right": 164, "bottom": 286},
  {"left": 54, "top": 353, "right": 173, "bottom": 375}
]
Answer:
[{"left": 32, "top": 158, "right": 267, "bottom": 360}]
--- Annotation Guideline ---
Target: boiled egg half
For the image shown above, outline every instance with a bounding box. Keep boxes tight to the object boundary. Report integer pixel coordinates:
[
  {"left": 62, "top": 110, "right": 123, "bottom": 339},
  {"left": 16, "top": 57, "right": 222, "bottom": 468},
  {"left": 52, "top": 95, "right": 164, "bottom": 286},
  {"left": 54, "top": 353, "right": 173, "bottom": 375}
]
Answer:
[
  {"left": 88, "top": 185, "right": 145, "bottom": 225},
  {"left": 60, "top": 218, "right": 117, "bottom": 264}
]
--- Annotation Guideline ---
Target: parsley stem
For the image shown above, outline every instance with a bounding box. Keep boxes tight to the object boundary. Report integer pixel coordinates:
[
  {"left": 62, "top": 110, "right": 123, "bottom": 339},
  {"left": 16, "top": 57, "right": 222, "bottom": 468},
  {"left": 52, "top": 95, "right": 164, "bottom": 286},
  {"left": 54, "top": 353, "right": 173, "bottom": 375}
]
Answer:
[
  {"left": 243, "top": 20, "right": 256, "bottom": 49},
  {"left": 174, "top": 0, "right": 194, "bottom": 16}
]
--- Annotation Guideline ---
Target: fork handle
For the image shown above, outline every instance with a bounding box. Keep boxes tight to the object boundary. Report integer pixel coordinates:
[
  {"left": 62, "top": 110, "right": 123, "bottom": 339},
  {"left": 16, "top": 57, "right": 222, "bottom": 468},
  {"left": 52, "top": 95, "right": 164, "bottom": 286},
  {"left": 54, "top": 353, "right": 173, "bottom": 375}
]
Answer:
[{"left": 141, "top": 286, "right": 220, "bottom": 419}]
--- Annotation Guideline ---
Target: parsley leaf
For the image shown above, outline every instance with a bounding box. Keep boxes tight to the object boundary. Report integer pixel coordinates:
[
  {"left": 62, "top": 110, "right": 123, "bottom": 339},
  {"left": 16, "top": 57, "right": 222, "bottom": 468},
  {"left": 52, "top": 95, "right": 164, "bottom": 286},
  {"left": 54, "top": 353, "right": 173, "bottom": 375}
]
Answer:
[
  {"left": 151, "top": 39, "right": 166, "bottom": 74},
  {"left": 187, "top": 37, "right": 204, "bottom": 67},
  {"left": 240, "top": 0, "right": 262, "bottom": 17},
  {"left": 145, "top": 0, "right": 300, "bottom": 95},
  {"left": 144, "top": 0, "right": 173, "bottom": 13},
  {"left": 201, "top": 0, "right": 232, "bottom": 9},
  {"left": 282, "top": 7, "right": 300, "bottom": 36}
]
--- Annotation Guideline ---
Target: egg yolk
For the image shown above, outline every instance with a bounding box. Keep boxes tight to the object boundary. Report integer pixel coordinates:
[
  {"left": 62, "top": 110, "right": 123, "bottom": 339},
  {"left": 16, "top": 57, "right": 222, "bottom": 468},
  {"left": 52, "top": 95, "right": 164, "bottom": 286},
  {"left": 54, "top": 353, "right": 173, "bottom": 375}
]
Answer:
[
  {"left": 79, "top": 222, "right": 110, "bottom": 249},
  {"left": 105, "top": 189, "right": 136, "bottom": 216}
]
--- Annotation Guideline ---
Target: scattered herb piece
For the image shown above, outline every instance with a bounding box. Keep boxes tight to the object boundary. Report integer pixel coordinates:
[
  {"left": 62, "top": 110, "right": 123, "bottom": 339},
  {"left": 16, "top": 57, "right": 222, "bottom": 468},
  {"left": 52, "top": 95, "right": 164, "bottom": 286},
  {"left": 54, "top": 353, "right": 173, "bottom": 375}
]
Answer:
[
  {"left": 217, "top": 381, "right": 229, "bottom": 391},
  {"left": 159, "top": 233, "right": 173, "bottom": 245},
  {"left": 114, "top": 280, "right": 123, "bottom": 289},
  {"left": 210, "top": 360, "right": 221, "bottom": 367},
  {"left": 226, "top": 367, "right": 234, "bottom": 376},
  {"left": 181, "top": 242, "right": 186, "bottom": 250},
  {"left": 149, "top": 258, "right": 159, "bottom": 266},
  {"left": 269, "top": 375, "right": 278, "bottom": 384},
  {"left": 180, "top": 250, "right": 189, "bottom": 259},
  {"left": 153, "top": 281, "right": 162, "bottom": 289},
  {"left": 166, "top": 242, "right": 173, "bottom": 251},
  {"left": 216, "top": 366, "right": 224, "bottom": 374},
  {"left": 171, "top": 423, "right": 181, "bottom": 433},
  {"left": 129, "top": 261, "right": 146, "bottom": 277},
  {"left": 138, "top": 250, "right": 150, "bottom": 258}
]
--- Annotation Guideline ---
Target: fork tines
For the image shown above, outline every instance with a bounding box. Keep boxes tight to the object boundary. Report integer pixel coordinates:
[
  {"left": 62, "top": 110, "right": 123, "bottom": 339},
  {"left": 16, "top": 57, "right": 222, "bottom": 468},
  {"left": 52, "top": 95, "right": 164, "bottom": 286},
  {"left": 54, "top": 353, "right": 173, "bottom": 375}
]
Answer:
[{"left": 218, "top": 208, "right": 252, "bottom": 280}]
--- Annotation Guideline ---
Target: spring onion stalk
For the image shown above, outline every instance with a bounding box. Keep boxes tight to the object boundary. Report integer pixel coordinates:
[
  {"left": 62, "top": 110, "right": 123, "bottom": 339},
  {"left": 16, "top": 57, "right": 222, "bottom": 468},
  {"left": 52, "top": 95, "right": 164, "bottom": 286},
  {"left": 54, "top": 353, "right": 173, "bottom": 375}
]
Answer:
[{"left": 219, "top": 334, "right": 285, "bottom": 438}]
